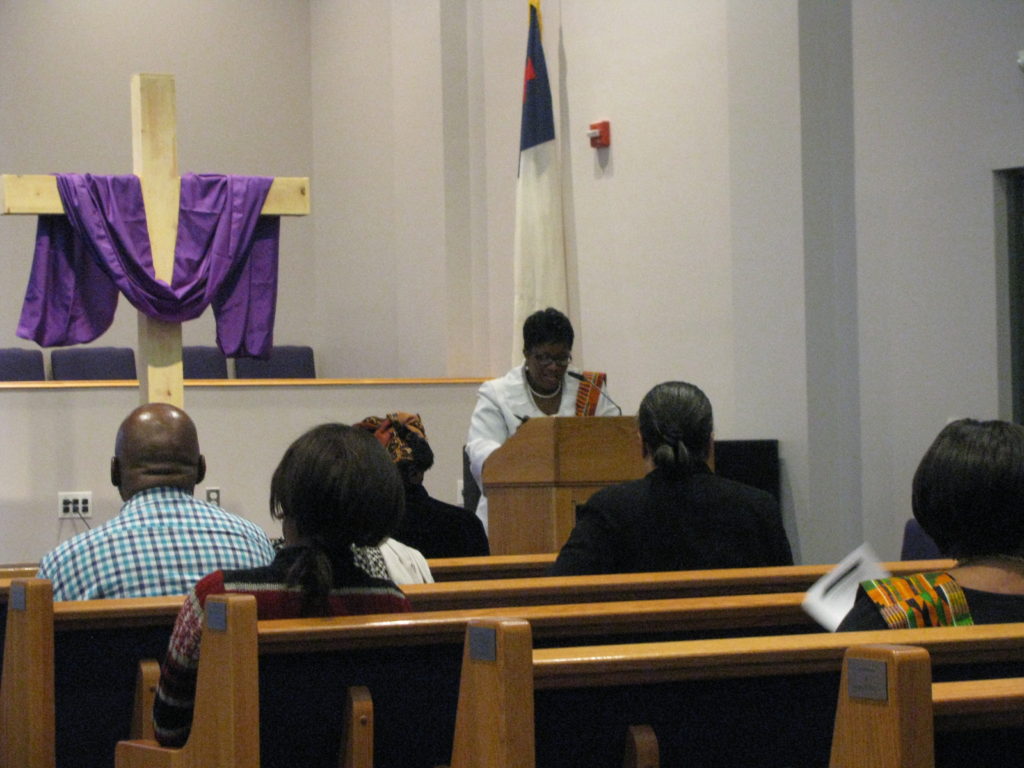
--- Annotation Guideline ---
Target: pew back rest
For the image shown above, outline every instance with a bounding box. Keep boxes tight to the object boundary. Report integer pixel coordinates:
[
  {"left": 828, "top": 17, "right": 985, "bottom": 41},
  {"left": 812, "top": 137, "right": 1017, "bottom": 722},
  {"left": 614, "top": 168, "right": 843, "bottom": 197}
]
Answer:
[
  {"left": 1, "top": 560, "right": 959, "bottom": 611},
  {"left": 401, "top": 559, "right": 958, "bottom": 611},
  {"left": 0, "top": 580, "right": 54, "bottom": 768},
  {"left": 829, "top": 644, "right": 935, "bottom": 768},
  {"left": 448, "top": 619, "right": 1024, "bottom": 768},
  {"left": 829, "top": 643, "right": 1024, "bottom": 768},
  {"left": 2, "top": 580, "right": 816, "bottom": 768},
  {"left": 115, "top": 594, "right": 259, "bottom": 768},
  {"left": 251, "top": 590, "right": 818, "bottom": 768},
  {"left": 427, "top": 553, "right": 556, "bottom": 581}
]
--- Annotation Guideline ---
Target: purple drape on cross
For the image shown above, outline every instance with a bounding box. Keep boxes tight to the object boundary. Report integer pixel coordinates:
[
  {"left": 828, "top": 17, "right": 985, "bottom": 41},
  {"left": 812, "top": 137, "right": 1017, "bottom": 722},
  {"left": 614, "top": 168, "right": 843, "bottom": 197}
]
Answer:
[{"left": 17, "top": 173, "right": 280, "bottom": 357}]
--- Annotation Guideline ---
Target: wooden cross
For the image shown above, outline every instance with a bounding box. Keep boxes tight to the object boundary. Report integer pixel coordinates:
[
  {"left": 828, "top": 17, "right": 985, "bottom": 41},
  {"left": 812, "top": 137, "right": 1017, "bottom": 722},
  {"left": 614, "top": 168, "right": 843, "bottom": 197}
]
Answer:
[{"left": 1, "top": 73, "right": 310, "bottom": 407}]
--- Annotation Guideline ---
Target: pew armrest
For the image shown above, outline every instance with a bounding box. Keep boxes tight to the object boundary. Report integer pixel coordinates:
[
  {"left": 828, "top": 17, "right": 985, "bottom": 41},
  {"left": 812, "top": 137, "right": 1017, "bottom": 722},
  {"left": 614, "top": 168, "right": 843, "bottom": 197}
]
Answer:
[
  {"left": 130, "top": 660, "right": 161, "bottom": 740},
  {"left": 341, "top": 685, "right": 374, "bottom": 768},
  {"left": 114, "top": 594, "right": 259, "bottom": 768},
  {"left": 449, "top": 619, "right": 535, "bottom": 768},
  {"left": 0, "top": 578, "right": 55, "bottom": 768},
  {"left": 623, "top": 724, "right": 659, "bottom": 768},
  {"left": 828, "top": 644, "right": 934, "bottom": 768},
  {"left": 933, "top": 676, "right": 1024, "bottom": 731},
  {"left": 115, "top": 740, "right": 177, "bottom": 768}
]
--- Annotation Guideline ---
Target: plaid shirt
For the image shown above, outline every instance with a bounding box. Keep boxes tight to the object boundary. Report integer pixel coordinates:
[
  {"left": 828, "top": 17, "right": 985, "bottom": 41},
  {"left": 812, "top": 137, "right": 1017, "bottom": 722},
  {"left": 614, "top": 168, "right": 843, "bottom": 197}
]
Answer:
[{"left": 37, "top": 486, "right": 275, "bottom": 601}]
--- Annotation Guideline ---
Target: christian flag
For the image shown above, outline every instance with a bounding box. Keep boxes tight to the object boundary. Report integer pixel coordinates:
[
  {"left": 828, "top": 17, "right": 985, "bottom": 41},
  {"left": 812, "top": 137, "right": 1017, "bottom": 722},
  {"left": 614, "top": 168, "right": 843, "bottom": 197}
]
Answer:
[{"left": 512, "top": 0, "right": 568, "bottom": 351}]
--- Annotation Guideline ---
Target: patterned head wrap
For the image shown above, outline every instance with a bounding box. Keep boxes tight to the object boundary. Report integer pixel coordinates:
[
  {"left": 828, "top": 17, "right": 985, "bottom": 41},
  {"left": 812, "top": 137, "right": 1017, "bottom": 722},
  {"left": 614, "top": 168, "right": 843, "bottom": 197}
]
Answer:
[{"left": 355, "top": 412, "right": 428, "bottom": 465}]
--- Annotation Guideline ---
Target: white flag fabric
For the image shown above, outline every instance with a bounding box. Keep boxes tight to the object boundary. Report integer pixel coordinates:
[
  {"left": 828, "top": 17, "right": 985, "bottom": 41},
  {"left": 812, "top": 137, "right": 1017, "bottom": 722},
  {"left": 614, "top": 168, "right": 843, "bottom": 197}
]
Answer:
[{"left": 512, "top": 0, "right": 568, "bottom": 357}]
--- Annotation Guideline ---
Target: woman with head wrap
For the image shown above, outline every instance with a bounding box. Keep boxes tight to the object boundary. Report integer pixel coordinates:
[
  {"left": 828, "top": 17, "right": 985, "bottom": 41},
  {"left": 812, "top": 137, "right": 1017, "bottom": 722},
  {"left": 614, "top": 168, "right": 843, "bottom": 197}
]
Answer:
[{"left": 358, "top": 412, "right": 489, "bottom": 558}]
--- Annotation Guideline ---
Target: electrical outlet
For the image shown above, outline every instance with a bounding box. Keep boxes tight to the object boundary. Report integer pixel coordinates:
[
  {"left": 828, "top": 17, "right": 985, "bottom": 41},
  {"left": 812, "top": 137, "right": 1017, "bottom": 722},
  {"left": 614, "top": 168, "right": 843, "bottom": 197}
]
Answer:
[
  {"left": 58, "top": 491, "right": 93, "bottom": 519},
  {"left": 206, "top": 487, "right": 221, "bottom": 506}
]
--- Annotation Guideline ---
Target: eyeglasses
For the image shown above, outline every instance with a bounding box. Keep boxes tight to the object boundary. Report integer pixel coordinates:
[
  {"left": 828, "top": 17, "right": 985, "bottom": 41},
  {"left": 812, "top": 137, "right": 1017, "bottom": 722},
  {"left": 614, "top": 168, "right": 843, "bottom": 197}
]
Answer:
[{"left": 531, "top": 353, "right": 572, "bottom": 367}]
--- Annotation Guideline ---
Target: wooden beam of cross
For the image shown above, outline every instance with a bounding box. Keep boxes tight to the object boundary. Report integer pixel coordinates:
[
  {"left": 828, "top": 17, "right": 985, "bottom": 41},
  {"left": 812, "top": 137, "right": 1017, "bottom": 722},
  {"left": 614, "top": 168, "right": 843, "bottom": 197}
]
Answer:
[{"left": 1, "top": 73, "right": 310, "bottom": 407}]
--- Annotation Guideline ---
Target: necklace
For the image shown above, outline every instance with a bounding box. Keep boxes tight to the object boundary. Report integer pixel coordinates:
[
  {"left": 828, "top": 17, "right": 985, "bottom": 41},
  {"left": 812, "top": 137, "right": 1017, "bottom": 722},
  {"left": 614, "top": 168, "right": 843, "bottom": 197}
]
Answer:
[{"left": 525, "top": 370, "right": 562, "bottom": 400}]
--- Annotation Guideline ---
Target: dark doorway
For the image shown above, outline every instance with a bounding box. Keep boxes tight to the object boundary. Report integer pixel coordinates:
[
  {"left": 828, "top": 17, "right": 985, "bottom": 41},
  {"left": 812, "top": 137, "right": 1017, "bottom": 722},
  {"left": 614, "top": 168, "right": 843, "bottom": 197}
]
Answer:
[{"left": 999, "top": 168, "right": 1024, "bottom": 423}]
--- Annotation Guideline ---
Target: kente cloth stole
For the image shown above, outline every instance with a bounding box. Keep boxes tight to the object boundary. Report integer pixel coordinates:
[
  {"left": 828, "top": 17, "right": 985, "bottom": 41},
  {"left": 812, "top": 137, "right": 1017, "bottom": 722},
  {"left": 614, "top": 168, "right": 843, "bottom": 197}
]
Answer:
[
  {"left": 861, "top": 572, "right": 974, "bottom": 629},
  {"left": 574, "top": 370, "right": 607, "bottom": 416}
]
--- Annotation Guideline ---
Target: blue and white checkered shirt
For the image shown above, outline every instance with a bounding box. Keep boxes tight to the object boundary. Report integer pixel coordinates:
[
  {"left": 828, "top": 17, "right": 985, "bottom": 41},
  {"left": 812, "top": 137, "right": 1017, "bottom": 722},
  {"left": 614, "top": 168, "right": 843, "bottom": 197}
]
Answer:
[{"left": 37, "top": 486, "right": 275, "bottom": 601}]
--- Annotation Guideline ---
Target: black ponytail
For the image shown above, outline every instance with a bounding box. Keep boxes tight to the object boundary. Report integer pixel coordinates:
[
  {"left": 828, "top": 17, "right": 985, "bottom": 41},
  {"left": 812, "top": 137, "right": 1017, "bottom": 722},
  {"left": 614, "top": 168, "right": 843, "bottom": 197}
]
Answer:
[{"left": 638, "top": 382, "right": 713, "bottom": 477}]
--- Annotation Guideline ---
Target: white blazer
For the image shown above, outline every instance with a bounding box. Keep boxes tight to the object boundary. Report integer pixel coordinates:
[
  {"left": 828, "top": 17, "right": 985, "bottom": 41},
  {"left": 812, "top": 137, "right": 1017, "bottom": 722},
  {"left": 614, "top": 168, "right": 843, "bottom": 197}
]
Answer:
[{"left": 465, "top": 364, "right": 618, "bottom": 529}]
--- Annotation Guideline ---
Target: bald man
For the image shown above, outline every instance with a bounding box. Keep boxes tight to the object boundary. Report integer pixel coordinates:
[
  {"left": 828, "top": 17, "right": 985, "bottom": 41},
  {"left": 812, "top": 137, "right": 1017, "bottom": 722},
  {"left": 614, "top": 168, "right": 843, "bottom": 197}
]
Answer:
[{"left": 38, "top": 404, "right": 274, "bottom": 601}]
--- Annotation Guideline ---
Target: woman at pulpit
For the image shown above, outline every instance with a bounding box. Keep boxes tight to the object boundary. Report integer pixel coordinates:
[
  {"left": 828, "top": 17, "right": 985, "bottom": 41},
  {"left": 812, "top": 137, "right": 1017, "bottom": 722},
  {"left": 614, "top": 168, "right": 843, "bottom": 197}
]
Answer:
[
  {"left": 465, "top": 307, "right": 617, "bottom": 530},
  {"left": 550, "top": 380, "right": 793, "bottom": 575}
]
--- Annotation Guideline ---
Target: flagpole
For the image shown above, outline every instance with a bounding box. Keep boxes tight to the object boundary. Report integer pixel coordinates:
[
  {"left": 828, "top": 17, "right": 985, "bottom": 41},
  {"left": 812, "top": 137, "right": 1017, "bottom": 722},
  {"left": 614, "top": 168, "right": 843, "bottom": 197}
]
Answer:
[{"left": 511, "top": 0, "right": 569, "bottom": 364}]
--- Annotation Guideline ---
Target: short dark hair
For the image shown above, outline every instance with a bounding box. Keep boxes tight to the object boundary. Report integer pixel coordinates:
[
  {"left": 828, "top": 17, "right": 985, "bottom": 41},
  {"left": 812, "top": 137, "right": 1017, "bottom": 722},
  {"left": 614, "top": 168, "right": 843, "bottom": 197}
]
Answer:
[
  {"left": 637, "top": 381, "right": 714, "bottom": 475},
  {"left": 269, "top": 424, "right": 404, "bottom": 614},
  {"left": 270, "top": 423, "right": 403, "bottom": 546},
  {"left": 912, "top": 418, "right": 1024, "bottom": 558},
  {"left": 522, "top": 307, "right": 574, "bottom": 352}
]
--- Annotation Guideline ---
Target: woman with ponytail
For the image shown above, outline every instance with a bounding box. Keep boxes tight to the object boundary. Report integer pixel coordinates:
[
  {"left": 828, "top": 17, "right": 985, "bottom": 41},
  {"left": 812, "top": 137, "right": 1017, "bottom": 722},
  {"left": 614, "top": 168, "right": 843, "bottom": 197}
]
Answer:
[
  {"left": 153, "top": 424, "right": 411, "bottom": 747},
  {"left": 551, "top": 381, "right": 793, "bottom": 575}
]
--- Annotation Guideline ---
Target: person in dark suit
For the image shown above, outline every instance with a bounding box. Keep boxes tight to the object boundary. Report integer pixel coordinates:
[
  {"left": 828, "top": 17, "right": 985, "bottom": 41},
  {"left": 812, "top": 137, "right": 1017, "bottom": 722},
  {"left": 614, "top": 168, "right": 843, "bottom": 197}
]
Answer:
[
  {"left": 550, "top": 380, "right": 793, "bottom": 575},
  {"left": 357, "top": 412, "right": 490, "bottom": 558}
]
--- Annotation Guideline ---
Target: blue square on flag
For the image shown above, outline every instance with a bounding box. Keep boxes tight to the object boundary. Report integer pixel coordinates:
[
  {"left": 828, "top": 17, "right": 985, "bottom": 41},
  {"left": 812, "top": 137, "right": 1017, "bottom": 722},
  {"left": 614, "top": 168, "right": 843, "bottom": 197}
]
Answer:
[{"left": 520, "top": 4, "right": 555, "bottom": 151}]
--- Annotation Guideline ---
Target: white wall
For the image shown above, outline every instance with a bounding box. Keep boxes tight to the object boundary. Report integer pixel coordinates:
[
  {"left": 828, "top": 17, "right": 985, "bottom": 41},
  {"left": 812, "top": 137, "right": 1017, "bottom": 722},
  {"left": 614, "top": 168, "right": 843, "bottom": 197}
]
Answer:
[
  {"left": 0, "top": 383, "right": 479, "bottom": 563},
  {"left": 0, "top": 0, "right": 315, "bottom": 356},
  {"left": 853, "top": 0, "right": 1024, "bottom": 555},
  {"left": 3, "top": 0, "right": 1024, "bottom": 565}
]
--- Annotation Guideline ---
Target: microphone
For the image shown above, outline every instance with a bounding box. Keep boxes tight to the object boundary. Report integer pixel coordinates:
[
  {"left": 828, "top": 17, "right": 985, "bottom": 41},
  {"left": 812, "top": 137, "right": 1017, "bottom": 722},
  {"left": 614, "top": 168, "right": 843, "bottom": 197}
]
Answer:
[{"left": 567, "top": 371, "right": 623, "bottom": 415}]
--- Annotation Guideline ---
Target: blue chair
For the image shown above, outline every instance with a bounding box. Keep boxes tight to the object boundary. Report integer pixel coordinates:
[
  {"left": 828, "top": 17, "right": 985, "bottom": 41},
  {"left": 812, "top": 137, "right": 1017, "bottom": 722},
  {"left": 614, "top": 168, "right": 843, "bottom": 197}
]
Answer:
[
  {"left": 0, "top": 348, "right": 46, "bottom": 381},
  {"left": 899, "top": 518, "right": 943, "bottom": 560},
  {"left": 50, "top": 347, "right": 137, "bottom": 380},
  {"left": 234, "top": 345, "right": 315, "bottom": 379},
  {"left": 182, "top": 346, "right": 228, "bottom": 379}
]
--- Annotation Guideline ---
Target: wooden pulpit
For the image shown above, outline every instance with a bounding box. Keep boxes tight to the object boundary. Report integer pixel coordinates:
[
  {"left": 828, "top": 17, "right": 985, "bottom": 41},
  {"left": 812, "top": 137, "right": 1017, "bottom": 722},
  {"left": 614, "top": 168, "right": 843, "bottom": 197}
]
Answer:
[{"left": 482, "top": 416, "right": 645, "bottom": 555}]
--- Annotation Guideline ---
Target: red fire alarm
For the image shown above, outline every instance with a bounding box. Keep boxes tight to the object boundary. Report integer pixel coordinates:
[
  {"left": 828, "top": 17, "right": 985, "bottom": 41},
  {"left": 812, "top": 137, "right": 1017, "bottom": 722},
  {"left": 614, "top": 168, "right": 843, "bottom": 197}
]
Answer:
[{"left": 587, "top": 120, "right": 610, "bottom": 149}]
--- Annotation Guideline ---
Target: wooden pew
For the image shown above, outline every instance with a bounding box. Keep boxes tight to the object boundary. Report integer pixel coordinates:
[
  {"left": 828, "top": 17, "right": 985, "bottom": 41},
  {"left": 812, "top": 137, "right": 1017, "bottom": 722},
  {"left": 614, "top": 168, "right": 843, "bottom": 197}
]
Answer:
[
  {"left": 11, "top": 578, "right": 1017, "bottom": 768},
  {"left": 830, "top": 644, "right": 1024, "bottom": 768},
  {"left": 401, "top": 559, "right": 958, "bottom": 611},
  {"left": 125, "top": 661, "right": 374, "bottom": 768},
  {"left": 446, "top": 618, "right": 1024, "bottom": 768},
  {"left": 0, "top": 560, "right": 958, "bottom": 615},
  {"left": 427, "top": 553, "right": 556, "bottom": 581},
  {"left": 0, "top": 560, "right": 961, "bottom": 768},
  {"left": 115, "top": 594, "right": 259, "bottom": 768},
  {"left": 215, "top": 590, "right": 827, "bottom": 768},
  {"left": 0, "top": 579, "right": 54, "bottom": 768},
  {"left": 112, "top": 595, "right": 382, "bottom": 768},
  {"left": 1, "top": 578, "right": 824, "bottom": 768},
  {"left": 0, "top": 555, "right": 553, "bottom": 586},
  {"left": 0, "top": 565, "right": 39, "bottom": 581},
  {"left": 0, "top": 559, "right": 954, "bottom": 672},
  {"left": 117, "top": 597, "right": 796, "bottom": 768},
  {"left": 0, "top": 582, "right": 182, "bottom": 768},
  {"left": 115, "top": 591, "right": 821, "bottom": 768}
]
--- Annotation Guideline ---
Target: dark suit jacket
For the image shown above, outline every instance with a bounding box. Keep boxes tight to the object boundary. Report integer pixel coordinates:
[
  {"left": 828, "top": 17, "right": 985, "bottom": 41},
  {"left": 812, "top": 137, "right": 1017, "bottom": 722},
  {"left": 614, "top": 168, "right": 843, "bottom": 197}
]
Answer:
[
  {"left": 394, "top": 483, "right": 490, "bottom": 559},
  {"left": 550, "top": 464, "right": 793, "bottom": 576}
]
